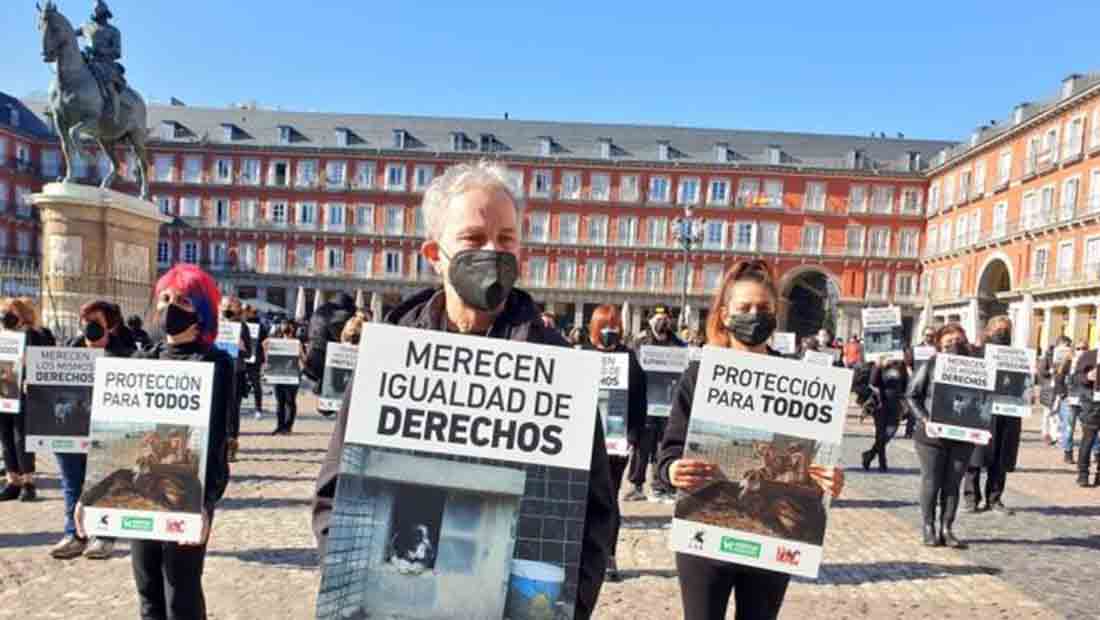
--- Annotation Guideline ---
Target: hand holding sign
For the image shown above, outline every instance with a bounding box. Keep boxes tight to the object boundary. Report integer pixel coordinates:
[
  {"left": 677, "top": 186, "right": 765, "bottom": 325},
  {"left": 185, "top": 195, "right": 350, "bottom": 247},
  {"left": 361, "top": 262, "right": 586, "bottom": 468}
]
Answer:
[
  {"left": 669, "top": 459, "right": 722, "bottom": 491},
  {"left": 808, "top": 465, "right": 844, "bottom": 498}
]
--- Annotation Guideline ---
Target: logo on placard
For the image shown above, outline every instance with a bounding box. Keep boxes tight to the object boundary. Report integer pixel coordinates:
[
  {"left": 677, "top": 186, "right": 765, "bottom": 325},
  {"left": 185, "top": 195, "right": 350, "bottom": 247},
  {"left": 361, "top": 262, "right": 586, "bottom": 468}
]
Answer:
[
  {"left": 165, "top": 519, "right": 186, "bottom": 535},
  {"left": 52, "top": 439, "right": 74, "bottom": 450},
  {"left": 121, "top": 516, "right": 154, "bottom": 532},
  {"left": 945, "top": 428, "right": 965, "bottom": 439},
  {"left": 690, "top": 530, "right": 706, "bottom": 550},
  {"left": 96, "top": 514, "right": 110, "bottom": 531},
  {"left": 719, "top": 536, "right": 761, "bottom": 558},
  {"left": 775, "top": 546, "right": 802, "bottom": 566}
]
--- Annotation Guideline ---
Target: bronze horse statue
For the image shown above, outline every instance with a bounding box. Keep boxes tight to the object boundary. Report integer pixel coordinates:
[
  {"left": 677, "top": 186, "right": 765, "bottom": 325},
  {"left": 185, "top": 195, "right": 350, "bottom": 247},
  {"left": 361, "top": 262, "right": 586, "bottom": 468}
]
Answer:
[{"left": 37, "top": 1, "right": 150, "bottom": 199}]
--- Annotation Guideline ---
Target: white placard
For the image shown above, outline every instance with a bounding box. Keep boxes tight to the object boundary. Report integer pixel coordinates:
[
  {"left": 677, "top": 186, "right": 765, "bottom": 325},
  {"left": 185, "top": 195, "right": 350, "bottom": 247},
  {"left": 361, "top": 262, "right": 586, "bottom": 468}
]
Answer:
[
  {"left": 928, "top": 354, "right": 995, "bottom": 444},
  {"left": 599, "top": 352, "right": 631, "bottom": 456},
  {"left": 769, "top": 332, "right": 796, "bottom": 356},
  {"left": 802, "top": 350, "right": 834, "bottom": 367},
  {"left": 214, "top": 321, "right": 242, "bottom": 359},
  {"left": 319, "top": 343, "right": 358, "bottom": 411},
  {"left": 985, "top": 344, "right": 1036, "bottom": 418},
  {"left": 913, "top": 345, "right": 935, "bottom": 362},
  {"left": 345, "top": 323, "right": 599, "bottom": 471},
  {"left": 264, "top": 338, "right": 301, "bottom": 385},
  {"left": 639, "top": 345, "right": 689, "bottom": 418},
  {"left": 245, "top": 323, "right": 260, "bottom": 363},
  {"left": 25, "top": 347, "right": 103, "bottom": 453},
  {"left": 862, "top": 307, "right": 904, "bottom": 363},
  {"left": 0, "top": 331, "right": 26, "bottom": 414}
]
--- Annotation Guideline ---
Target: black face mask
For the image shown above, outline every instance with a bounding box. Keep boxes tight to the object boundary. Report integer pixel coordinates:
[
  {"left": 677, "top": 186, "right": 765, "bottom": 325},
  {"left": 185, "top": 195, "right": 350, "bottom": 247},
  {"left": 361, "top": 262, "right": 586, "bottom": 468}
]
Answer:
[
  {"left": 723, "top": 312, "right": 777, "bottom": 347},
  {"left": 987, "top": 331, "right": 1011, "bottom": 346},
  {"left": 83, "top": 321, "right": 106, "bottom": 342},
  {"left": 161, "top": 304, "right": 198, "bottom": 337},
  {"left": 599, "top": 329, "right": 621, "bottom": 349},
  {"left": 443, "top": 249, "right": 518, "bottom": 312},
  {"left": 347, "top": 335, "right": 361, "bottom": 345},
  {"left": 222, "top": 309, "right": 236, "bottom": 320},
  {"left": 943, "top": 342, "right": 967, "bottom": 356},
  {"left": 1, "top": 312, "right": 18, "bottom": 330}
]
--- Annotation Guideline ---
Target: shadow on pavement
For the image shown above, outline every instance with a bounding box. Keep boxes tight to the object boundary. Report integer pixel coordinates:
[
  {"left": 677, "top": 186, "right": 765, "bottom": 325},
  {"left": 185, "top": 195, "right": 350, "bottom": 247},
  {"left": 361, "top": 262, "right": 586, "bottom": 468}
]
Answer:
[
  {"left": 208, "top": 546, "right": 319, "bottom": 568},
  {"left": 614, "top": 568, "right": 679, "bottom": 580},
  {"left": 620, "top": 515, "right": 672, "bottom": 530},
  {"left": 1012, "top": 505, "right": 1100, "bottom": 517},
  {"left": 0, "top": 530, "right": 62, "bottom": 548},
  {"left": 221, "top": 496, "right": 312, "bottom": 510},
  {"left": 231, "top": 474, "right": 317, "bottom": 484},
  {"left": 965, "top": 535, "right": 1100, "bottom": 549},
  {"left": 832, "top": 498, "right": 918, "bottom": 510},
  {"left": 802, "top": 561, "right": 1001, "bottom": 585}
]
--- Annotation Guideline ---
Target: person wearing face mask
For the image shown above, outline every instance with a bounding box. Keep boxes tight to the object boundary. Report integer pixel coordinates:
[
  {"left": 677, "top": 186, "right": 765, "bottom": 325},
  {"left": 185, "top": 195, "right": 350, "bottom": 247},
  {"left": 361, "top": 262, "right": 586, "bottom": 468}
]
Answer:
[
  {"left": 963, "top": 316, "right": 1021, "bottom": 514},
  {"left": 218, "top": 296, "right": 253, "bottom": 462},
  {"left": 863, "top": 357, "right": 909, "bottom": 472},
  {"left": 904, "top": 323, "right": 976, "bottom": 548},
  {"left": 312, "top": 161, "right": 615, "bottom": 620},
  {"left": 240, "top": 304, "right": 268, "bottom": 420},
  {"left": 127, "top": 314, "right": 153, "bottom": 352},
  {"left": 584, "top": 304, "right": 647, "bottom": 582},
  {"left": 267, "top": 322, "right": 301, "bottom": 435},
  {"left": 628, "top": 308, "right": 684, "bottom": 503},
  {"left": 658, "top": 260, "right": 844, "bottom": 620},
  {"left": 49, "top": 300, "right": 134, "bottom": 561},
  {"left": 1072, "top": 341, "right": 1100, "bottom": 486},
  {"left": 75, "top": 264, "right": 233, "bottom": 620},
  {"left": 0, "top": 297, "right": 54, "bottom": 502}
]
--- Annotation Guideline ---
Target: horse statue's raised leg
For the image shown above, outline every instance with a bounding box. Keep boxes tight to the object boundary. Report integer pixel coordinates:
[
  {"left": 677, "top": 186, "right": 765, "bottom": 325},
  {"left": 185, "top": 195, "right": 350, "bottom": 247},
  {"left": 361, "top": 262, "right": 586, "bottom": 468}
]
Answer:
[
  {"left": 126, "top": 127, "right": 150, "bottom": 200},
  {"left": 96, "top": 137, "right": 120, "bottom": 190}
]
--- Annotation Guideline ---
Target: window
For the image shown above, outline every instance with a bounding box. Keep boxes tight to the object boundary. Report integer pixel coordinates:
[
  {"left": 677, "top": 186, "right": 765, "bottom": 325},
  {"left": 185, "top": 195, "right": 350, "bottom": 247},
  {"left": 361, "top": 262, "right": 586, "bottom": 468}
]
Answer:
[
  {"left": 240, "top": 199, "right": 257, "bottom": 227},
  {"left": 944, "top": 174, "right": 956, "bottom": 207},
  {"left": 154, "top": 155, "right": 174, "bottom": 182},
  {"left": 648, "top": 176, "right": 670, "bottom": 203},
  {"left": 927, "top": 182, "right": 940, "bottom": 214},
  {"left": 895, "top": 273, "right": 916, "bottom": 298},
  {"left": 157, "top": 240, "right": 171, "bottom": 266},
  {"left": 155, "top": 195, "right": 174, "bottom": 216},
  {"left": 950, "top": 267, "right": 963, "bottom": 295},
  {"left": 733, "top": 221, "right": 755, "bottom": 251},
  {"left": 954, "top": 216, "right": 968, "bottom": 249},
  {"left": 804, "top": 181, "right": 826, "bottom": 211},
  {"left": 326, "top": 160, "right": 347, "bottom": 188},
  {"left": 1040, "top": 185, "right": 1056, "bottom": 225},
  {"left": 214, "top": 158, "right": 233, "bottom": 184},
  {"left": 678, "top": 178, "right": 700, "bottom": 204},
  {"left": 703, "top": 264, "right": 723, "bottom": 291},
  {"left": 296, "top": 202, "right": 317, "bottom": 229},
  {"left": 1066, "top": 116, "right": 1086, "bottom": 160},
  {"left": 384, "top": 250, "right": 403, "bottom": 277},
  {"left": 561, "top": 172, "right": 582, "bottom": 200},
  {"left": 1061, "top": 177, "right": 1080, "bottom": 221},
  {"left": 704, "top": 221, "right": 727, "bottom": 250},
  {"left": 645, "top": 217, "right": 667, "bottom": 247},
  {"left": 527, "top": 256, "right": 547, "bottom": 285},
  {"left": 557, "top": 258, "right": 577, "bottom": 286},
  {"left": 763, "top": 180, "right": 783, "bottom": 207},
  {"left": 938, "top": 221, "right": 951, "bottom": 253},
  {"left": 644, "top": 262, "right": 664, "bottom": 291},
  {"left": 801, "top": 223, "right": 823, "bottom": 253},
  {"left": 992, "top": 202, "right": 1008, "bottom": 238},
  {"left": 355, "top": 162, "right": 375, "bottom": 189},
  {"left": 958, "top": 169, "right": 971, "bottom": 203},
  {"left": 385, "top": 163, "right": 406, "bottom": 191},
  {"left": 559, "top": 213, "right": 579, "bottom": 244},
  {"left": 527, "top": 212, "right": 549, "bottom": 242},
  {"left": 356, "top": 204, "right": 375, "bottom": 233},
  {"left": 1092, "top": 109, "right": 1100, "bottom": 152},
  {"left": 209, "top": 242, "right": 228, "bottom": 269},
  {"left": 586, "top": 215, "right": 608, "bottom": 244},
  {"left": 325, "top": 247, "right": 345, "bottom": 272},
  {"left": 414, "top": 165, "right": 434, "bottom": 191},
  {"left": 41, "top": 149, "right": 61, "bottom": 179},
  {"left": 997, "top": 150, "right": 1012, "bottom": 187},
  {"left": 183, "top": 156, "right": 203, "bottom": 183},
  {"left": 619, "top": 175, "right": 639, "bottom": 202},
  {"left": 737, "top": 178, "right": 760, "bottom": 206},
  {"left": 241, "top": 159, "right": 261, "bottom": 185},
  {"left": 1025, "top": 136, "right": 1040, "bottom": 175},
  {"left": 871, "top": 186, "right": 895, "bottom": 214},
  {"left": 758, "top": 222, "right": 780, "bottom": 252},
  {"left": 901, "top": 188, "right": 922, "bottom": 214},
  {"left": 269, "top": 201, "right": 287, "bottom": 226},
  {"left": 867, "top": 271, "right": 888, "bottom": 298},
  {"left": 385, "top": 205, "right": 405, "bottom": 235},
  {"left": 237, "top": 242, "right": 256, "bottom": 271},
  {"left": 869, "top": 227, "right": 890, "bottom": 257},
  {"left": 1032, "top": 246, "right": 1049, "bottom": 284},
  {"left": 1086, "top": 236, "right": 1100, "bottom": 277},
  {"left": 294, "top": 245, "right": 315, "bottom": 272},
  {"left": 1022, "top": 191, "right": 1038, "bottom": 229},
  {"left": 297, "top": 160, "right": 319, "bottom": 188},
  {"left": 969, "top": 210, "right": 982, "bottom": 245},
  {"left": 591, "top": 174, "right": 610, "bottom": 201},
  {"left": 616, "top": 216, "right": 638, "bottom": 246},
  {"left": 182, "top": 240, "right": 200, "bottom": 264},
  {"left": 1090, "top": 169, "right": 1100, "bottom": 214},
  {"left": 504, "top": 169, "right": 524, "bottom": 198},
  {"left": 672, "top": 263, "right": 694, "bottom": 290},
  {"left": 414, "top": 206, "right": 426, "bottom": 236},
  {"left": 973, "top": 160, "right": 986, "bottom": 197},
  {"left": 845, "top": 225, "right": 865, "bottom": 256},
  {"left": 531, "top": 170, "right": 552, "bottom": 197},
  {"left": 899, "top": 229, "right": 919, "bottom": 258},
  {"left": 268, "top": 160, "right": 289, "bottom": 186},
  {"left": 585, "top": 259, "right": 605, "bottom": 289},
  {"left": 1057, "top": 241, "right": 1075, "bottom": 283},
  {"left": 264, "top": 242, "right": 285, "bottom": 273},
  {"left": 212, "top": 198, "right": 230, "bottom": 226},
  {"left": 14, "top": 231, "right": 29, "bottom": 255},
  {"left": 179, "top": 196, "right": 200, "bottom": 218},
  {"left": 325, "top": 203, "right": 346, "bottom": 232},
  {"left": 354, "top": 248, "right": 373, "bottom": 275},
  {"left": 615, "top": 262, "right": 634, "bottom": 289},
  {"left": 708, "top": 179, "right": 730, "bottom": 206},
  {"left": 1042, "top": 128, "right": 1059, "bottom": 165}
]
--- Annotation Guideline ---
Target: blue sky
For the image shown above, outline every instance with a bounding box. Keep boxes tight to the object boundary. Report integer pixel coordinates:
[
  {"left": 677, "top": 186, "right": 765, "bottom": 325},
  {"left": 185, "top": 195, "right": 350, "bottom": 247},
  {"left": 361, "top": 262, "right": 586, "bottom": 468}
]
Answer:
[{"left": 5, "top": 1, "right": 1099, "bottom": 142}]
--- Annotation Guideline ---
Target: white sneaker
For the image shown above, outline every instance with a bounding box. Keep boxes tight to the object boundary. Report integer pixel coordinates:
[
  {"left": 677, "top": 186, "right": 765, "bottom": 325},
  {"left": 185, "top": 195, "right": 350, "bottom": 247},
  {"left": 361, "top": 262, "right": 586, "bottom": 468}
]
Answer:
[
  {"left": 83, "top": 537, "right": 114, "bottom": 559},
  {"left": 254, "top": 410, "right": 263, "bottom": 420},
  {"left": 49, "top": 535, "right": 87, "bottom": 560}
]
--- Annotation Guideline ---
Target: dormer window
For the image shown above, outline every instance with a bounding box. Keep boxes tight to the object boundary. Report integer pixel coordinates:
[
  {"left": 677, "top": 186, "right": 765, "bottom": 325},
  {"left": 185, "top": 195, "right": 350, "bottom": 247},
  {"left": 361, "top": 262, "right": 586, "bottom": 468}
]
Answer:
[
  {"left": 159, "top": 121, "right": 177, "bottom": 141},
  {"left": 334, "top": 128, "right": 350, "bottom": 147},
  {"left": 537, "top": 136, "right": 553, "bottom": 157},
  {"left": 393, "top": 129, "right": 408, "bottom": 150},
  {"left": 767, "top": 145, "right": 782, "bottom": 165},
  {"left": 9, "top": 109, "right": 19, "bottom": 128},
  {"left": 278, "top": 125, "right": 293, "bottom": 145},
  {"left": 450, "top": 132, "right": 468, "bottom": 152},
  {"left": 657, "top": 140, "right": 670, "bottom": 161},
  {"left": 479, "top": 133, "right": 497, "bottom": 153},
  {"left": 221, "top": 123, "right": 236, "bottom": 142},
  {"left": 714, "top": 142, "right": 730, "bottom": 163},
  {"left": 598, "top": 137, "right": 613, "bottom": 159}
]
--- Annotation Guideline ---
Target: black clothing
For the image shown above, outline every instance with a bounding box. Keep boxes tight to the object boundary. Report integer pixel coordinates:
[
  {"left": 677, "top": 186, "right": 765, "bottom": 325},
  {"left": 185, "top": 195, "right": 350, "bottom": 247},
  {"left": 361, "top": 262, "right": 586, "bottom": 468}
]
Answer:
[
  {"left": 633, "top": 330, "right": 686, "bottom": 348},
  {"left": 131, "top": 327, "right": 154, "bottom": 352},
  {"left": 630, "top": 417, "right": 671, "bottom": 492},
  {"left": 0, "top": 328, "right": 53, "bottom": 475},
  {"left": 608, "top": 455, "right": 629, "bottom": 557},
  {"left": 312, "top": 287, "right": 615, "bottom": 620},
  {"left": 274, "top": 384, "right": 298, "bottom": 432},
  {"left": 243, "top": 322, "right": 268, "bottom": 412},
  {"left": 865, "top": 364, "right": 909, "bottom": 469},
  {"left": 226, "top": 321, "right": 253, "bottom": 441},
  {"left": 582, "top": 343, "right": 648, "bottom": 446},
  {"left": 1073, "top": 349, "right": 1100, "bottom": 479},
  {"left": 675, "top": 543, "right": 789, "bottom": 620},
  {"left": 303, "top": 294, "right": 355, "bottom": 389},
  {"left": 131, "top": 539, "right": 207, "bottom": 620}
]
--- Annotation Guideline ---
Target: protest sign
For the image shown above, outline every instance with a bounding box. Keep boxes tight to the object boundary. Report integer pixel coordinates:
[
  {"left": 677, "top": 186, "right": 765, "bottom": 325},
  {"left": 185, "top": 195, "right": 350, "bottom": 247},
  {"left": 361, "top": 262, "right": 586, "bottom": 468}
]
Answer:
[
  {"left": 598, "top": 352, "right": 630, "bottom": 456},
  {"left": 862, "top": 307, "right": 904, "bottom": 363},
  {"left": 214, "top": 321, "right": 242, "bottom": 359},
  {"left": 913, "top": 345, "right": 936, "bottom": 374},
  {"left": 639, "top": 345, "right": 689, "bottom": 418},
  {"left": 821, "top": 347, "right": 842, "bottom": 364},
  {"left": 0, "top": 331, "right": 25, "bottom": 414},
  {"left": 769, "top": 332, "right": 796, "bottom": 356},
  {"left": 316, "top": 323, "right": 599, "bottom": 620},
  {"left": 81, "top": 358, "right": 213, "bottom": 543},
  {"left": 802, "top": 350, "right": 834, "bottom": 367},
  {"left": 928, "top": 354, "right": 995, "bottom": 445},
  {"left": 985, "top": 344, "right": 1035, "bottom": 418},
  {"left": 669, "top": 348, "right": 851, "bottom": 579},
  {"left": 245, "top": 322, "right": 260, "bottom": 363},
  {"left": 264, "top": 338, "right": 301, "bottom": 385},
  {"left": 319, "top": 343, "right": 358, "bottom": 411},
  {"left": 25, "top": 347, "right": 103, "bottom": 453}
]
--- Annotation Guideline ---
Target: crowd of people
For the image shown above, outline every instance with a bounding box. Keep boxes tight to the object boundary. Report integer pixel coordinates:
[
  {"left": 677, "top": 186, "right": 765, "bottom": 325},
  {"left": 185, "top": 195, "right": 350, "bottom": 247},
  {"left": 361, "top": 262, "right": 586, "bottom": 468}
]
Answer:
[{"left": 0, "top": 159, "right": 1098, "bottom": 620}]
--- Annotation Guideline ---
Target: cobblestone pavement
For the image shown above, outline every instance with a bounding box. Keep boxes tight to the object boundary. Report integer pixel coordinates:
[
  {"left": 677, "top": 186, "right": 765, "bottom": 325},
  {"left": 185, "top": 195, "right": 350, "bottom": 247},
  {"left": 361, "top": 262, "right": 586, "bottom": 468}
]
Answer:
[{"left": 0, "top": 397, "right": 1093, "bottom": 619}]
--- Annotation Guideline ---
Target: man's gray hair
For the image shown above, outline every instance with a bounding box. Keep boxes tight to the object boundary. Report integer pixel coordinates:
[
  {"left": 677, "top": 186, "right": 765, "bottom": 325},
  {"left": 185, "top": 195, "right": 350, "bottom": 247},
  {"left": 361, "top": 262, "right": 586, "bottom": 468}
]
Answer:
[{"left": 422, "top": 160, "right": 524, "bottom": 240}]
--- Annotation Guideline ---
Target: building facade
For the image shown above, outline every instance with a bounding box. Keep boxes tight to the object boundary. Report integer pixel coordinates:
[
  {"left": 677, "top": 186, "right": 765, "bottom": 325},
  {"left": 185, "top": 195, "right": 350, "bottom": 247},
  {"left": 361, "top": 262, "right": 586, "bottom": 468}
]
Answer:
[
  {"left": 0, "top": 94, "right": 50, "bottom": 298},
  {"left": 2, "top": 91, "right": 955, "bottom": 337}
]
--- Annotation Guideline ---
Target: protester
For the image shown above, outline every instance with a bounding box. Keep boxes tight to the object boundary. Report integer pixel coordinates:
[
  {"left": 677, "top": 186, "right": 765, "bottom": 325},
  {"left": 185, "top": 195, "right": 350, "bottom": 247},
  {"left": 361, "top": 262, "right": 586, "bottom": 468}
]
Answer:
[
  {"left": 241, "top": 304, "right": 267, "bottom": 420},
  {"left": 658, "top": 260, "right": 844, "bottom": 620},
  {"left": 1055, "top": 343, "right": 1078, "bottom": 463},
  {"left": 340, "top": 315, "right": 363, "bottom": 345},
  {"left": 539, "top": 312, "right": 557, "bottom": 331},
  {"left": 904, "top": 322, "right": 976, "bottom": 548},
  {"left": 49, "top": 300, "right": 134, "bottom": 560},
  {"left": 629, "top": 307, "right": 684, "bottom": 503},
  {"left": 268, "top": 322, "right": 301, "bottom": 435},
  {"left": 585, "top": 304, "right": 647, "bottom": 582},
  {"left": 1037, "top": 340, "right": 1065, "bottom": 446},
  {"left": 303, "top": 293, "right": 356, "bottom": 391},
  {"left": 568, "top": 325, "right": 586, "bottom": 349},
  {"left": 864, "top": 357, "right": 909, "bottom": 471},
  {"left": 800, "top": 335, "right": 820, "bottom": 355},
  {"left": 219, "top": 296, "right": 253, "bottom": 463},
  {"left": 312, "top": 161, "right": 614, "bottom": 620},
  {"left": 1074, "top": 343, "right": 1100, "bottom": 487},
  {"left": 844, "top": 335, "right": 864, "bottom": 368},
  {"left": 0, "top": 297, "right": 53, "bottom": 501},
  {"left": 127, "top": 314, "right": 153, "bottom": 351},
  {"left": 76, "top": 264, "right": 232, "bottom": 619}
]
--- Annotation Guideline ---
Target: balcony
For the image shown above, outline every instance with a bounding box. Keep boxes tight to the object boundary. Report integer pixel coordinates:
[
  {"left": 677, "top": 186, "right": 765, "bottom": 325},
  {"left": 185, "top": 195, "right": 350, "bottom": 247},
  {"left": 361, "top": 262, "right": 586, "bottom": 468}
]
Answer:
[
  {"left": 322, "top": 222, "right": 347, "bottom": 233},
  {"left": 1036, "top": 149, "right": 1057, "bottom": 173}
]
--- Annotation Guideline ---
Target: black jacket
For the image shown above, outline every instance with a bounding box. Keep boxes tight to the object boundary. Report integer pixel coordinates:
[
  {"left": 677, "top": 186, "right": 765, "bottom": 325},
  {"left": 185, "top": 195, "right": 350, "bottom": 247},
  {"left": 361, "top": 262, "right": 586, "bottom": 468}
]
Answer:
[
  {"left": 245, "top": 321, "right": 269, "bottom": 367},
  {"left": 969, "top": 345, "right": 1021, "bottom": 471},
  {"left": 584, "top": 343, "right": 648, "bottom": 446},
  {"left": 870, "top": 362, "right": 909, "bottom": 424},
  {"left": 633, "top": 330, "right": 685, "bottom": 349},
  {"left": 1074, "top": 349, "right": 1100, "bottom": 425},
  {"left": 65, "top": 331, "right": 136, "bottom": 358},
  {"left": 312, "top": 287, "right": 615, "bottom": 619},
  {"left": 904, "top": 354, "right": 982, "bottom": 448},
  {"left": 139, "top": 341, "right": 233, "bottom": 514}
]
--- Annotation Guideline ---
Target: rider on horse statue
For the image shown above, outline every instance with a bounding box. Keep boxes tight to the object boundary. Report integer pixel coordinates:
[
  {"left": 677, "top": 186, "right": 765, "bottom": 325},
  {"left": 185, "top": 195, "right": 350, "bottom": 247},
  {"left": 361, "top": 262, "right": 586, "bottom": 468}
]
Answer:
[{"left": 77, "top": 0, "right": 126, "bottom": 124}]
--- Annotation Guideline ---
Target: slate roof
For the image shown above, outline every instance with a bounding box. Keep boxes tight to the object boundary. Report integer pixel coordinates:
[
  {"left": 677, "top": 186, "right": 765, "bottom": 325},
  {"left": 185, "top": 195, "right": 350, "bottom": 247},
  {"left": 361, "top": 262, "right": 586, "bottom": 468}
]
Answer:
[{"left": 0, "top": 93, "right": 55, "bottom": 139}]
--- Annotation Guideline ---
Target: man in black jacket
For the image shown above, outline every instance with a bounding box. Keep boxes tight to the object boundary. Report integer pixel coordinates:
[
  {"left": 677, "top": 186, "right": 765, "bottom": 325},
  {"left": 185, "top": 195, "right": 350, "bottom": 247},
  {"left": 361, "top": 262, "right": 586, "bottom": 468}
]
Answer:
[
  {"left": 312, "top": 161, "right": 614, "bottom": 619},
  {"left": 627, "top": 308, "right": 683, "bottom": 502},
  {"left": 1074, "top": 347, "right": 1100, "bottom": 486}
]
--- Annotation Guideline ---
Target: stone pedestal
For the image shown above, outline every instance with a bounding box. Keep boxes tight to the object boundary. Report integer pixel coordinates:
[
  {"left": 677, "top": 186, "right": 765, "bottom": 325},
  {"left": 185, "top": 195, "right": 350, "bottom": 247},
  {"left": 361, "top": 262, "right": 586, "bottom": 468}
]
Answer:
[{"left": 30, "top": 182, "right": 170, "bottom": 332}]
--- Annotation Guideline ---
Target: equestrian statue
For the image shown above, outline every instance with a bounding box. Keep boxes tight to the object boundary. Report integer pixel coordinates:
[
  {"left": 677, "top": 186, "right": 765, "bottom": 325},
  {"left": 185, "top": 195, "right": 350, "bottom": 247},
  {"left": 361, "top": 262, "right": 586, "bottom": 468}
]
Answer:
[{"left": 37, "top": 0, "right": 151, "bottom": 199}]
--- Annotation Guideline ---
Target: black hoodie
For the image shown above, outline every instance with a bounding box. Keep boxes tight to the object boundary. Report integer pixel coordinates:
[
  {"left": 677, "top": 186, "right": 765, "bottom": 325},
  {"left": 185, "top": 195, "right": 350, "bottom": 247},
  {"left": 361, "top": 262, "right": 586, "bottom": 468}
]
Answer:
[{"left": 312, "top": 287, "right": 615, "bottom": 620}]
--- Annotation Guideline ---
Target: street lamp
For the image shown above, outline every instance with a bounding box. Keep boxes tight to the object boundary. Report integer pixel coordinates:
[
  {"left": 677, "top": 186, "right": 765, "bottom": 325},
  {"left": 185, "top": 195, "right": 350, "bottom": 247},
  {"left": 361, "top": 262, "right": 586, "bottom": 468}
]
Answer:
[{"left": 672, "top": 206, "right": 706, "bottom": 330}]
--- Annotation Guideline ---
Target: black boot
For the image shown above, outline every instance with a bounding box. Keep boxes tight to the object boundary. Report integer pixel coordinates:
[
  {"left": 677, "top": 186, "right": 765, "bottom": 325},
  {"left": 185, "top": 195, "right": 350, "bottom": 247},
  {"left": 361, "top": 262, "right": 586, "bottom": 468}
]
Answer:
[
  {"left": 1064, "top": 451, "right": 1075, "bottom": 465},
  {"left": 0, "top": 484, "right": 20, "bottom": 502},
  {"left": 861, "top": 450, "right": 873, "bottom": 471},
  {"left": 940, "top": 521, "right": 967, "bottom": 549},
  {"left": 1078, "top": 472, "right": 1091, "bottom": 487},
  {"left": 922, "top": 524, "right": 939, "bottom": 546}
]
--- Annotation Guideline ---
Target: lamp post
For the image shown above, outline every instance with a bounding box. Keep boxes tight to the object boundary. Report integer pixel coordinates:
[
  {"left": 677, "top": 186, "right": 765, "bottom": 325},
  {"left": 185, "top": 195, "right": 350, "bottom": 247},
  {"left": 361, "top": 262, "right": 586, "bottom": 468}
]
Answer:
[{"left": 672, "top": 206, "right": 706, "bottom": 330}]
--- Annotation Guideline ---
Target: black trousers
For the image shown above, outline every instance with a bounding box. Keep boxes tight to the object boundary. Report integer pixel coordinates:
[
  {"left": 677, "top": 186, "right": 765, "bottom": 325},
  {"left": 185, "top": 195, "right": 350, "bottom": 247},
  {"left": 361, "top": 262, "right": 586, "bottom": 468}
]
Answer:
[
  {"left": 915, "top": 440, "right": 974, "bottom": 526},
  {"left": 0, "top": 413, "right": 34, "bottom": 475},
  {"left": 963, "top": 464, "right": 1006, "bottom": 507},
  {"left": 865, "top": 415, "right": 897, "bottom": 468},
  {"left": 629, "top": 417, "right": 670, "bottom": 491},
  {"left": 275, "top": 385, "right": 298, "bottom": 431},
  {"left": 244, "top": 365, "right": 263, "bottom": 411},
  {"left": 608, "top": 455, "right": 628, "bottom": 557},
  {"left": 226, "top": 371, "right": 243, "bottom": 440},
  {"left": 131, "top": 539, "right": 207, "bottom": 620},
  {"left": 1079, "top": 422, "right": 1100, "bottom": 477},
  {"left": 676, "top": 553, "right": 789, "bottom": 620}
]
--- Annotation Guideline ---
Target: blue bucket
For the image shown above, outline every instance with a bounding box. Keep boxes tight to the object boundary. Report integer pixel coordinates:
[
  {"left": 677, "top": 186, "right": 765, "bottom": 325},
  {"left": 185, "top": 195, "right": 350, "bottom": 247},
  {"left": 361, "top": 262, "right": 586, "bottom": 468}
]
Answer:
[{"left": 506, "top": 559, "right": 565, "bottom": 620}]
